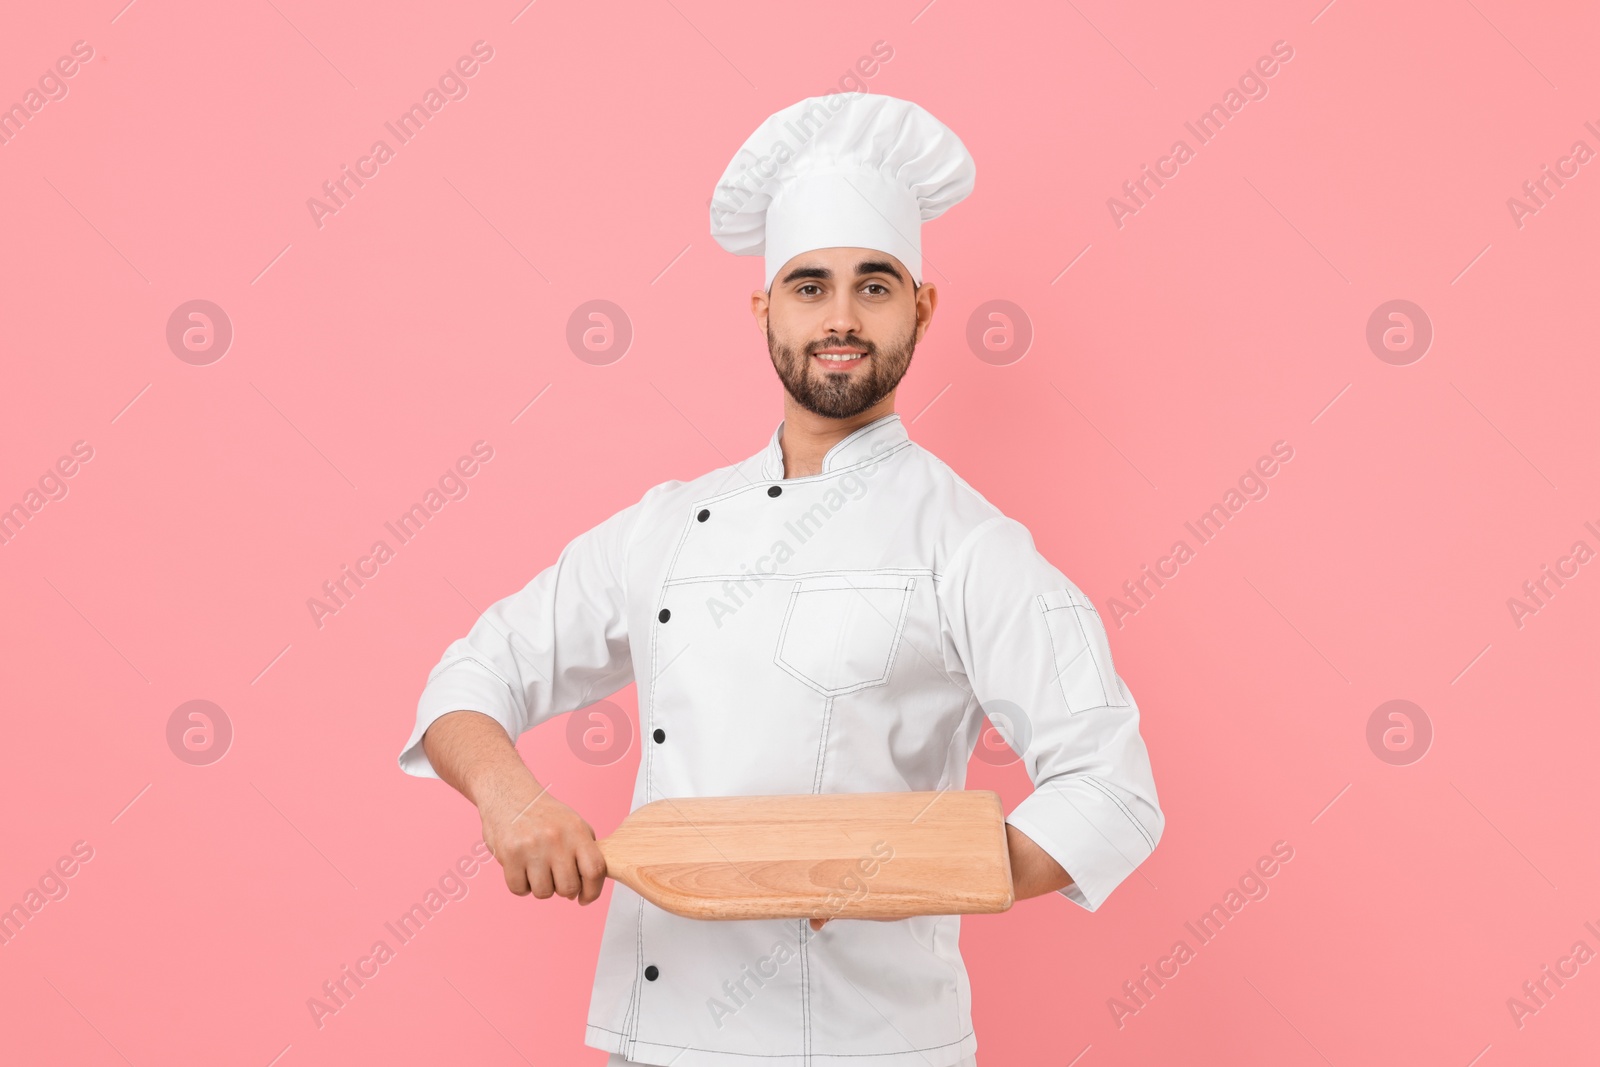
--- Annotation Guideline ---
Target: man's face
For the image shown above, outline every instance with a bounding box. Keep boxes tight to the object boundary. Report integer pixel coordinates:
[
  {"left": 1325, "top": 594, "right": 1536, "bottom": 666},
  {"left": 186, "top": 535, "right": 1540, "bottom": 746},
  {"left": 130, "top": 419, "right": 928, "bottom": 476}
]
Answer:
[{"left": 753, "top": 247, "right": 937, "bottom": 419}]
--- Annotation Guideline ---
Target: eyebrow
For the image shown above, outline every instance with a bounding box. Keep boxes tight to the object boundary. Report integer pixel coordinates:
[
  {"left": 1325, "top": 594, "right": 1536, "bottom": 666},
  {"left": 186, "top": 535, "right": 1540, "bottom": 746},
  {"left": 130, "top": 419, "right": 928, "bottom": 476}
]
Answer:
[{"left": 779, "top": 259, "right": 906, "bottom": 286}]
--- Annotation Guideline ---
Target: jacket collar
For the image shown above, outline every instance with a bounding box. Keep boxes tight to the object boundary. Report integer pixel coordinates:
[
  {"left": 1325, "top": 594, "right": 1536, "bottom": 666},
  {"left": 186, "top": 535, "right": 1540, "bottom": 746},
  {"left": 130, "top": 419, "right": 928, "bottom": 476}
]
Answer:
[{"left": 758, "top": 411, "right": 908, "bottom": 481}]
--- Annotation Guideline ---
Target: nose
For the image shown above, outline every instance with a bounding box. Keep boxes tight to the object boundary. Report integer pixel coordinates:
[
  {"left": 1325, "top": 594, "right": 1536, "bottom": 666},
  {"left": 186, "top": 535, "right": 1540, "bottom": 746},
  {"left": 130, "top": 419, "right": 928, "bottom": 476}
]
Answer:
[{"left": 820, "top": 288, "right": 862, "bottom": 343}]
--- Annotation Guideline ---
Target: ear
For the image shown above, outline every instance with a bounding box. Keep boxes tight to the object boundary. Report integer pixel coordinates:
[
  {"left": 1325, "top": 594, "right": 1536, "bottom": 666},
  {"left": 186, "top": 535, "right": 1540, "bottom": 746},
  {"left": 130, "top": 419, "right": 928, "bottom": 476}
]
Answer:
[
  {"left": 750, "top": 287, "right": 771, "bottom": 335},
  {"left": 912, "top": 282, "right": 938, "bottom": 343}
]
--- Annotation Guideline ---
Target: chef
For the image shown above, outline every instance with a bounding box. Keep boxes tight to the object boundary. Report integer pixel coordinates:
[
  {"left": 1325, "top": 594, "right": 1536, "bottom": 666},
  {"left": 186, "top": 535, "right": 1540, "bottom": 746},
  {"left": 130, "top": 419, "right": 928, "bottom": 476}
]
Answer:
[{"left": 398, "top": 92, "right": 1163, "bottom": 1067}]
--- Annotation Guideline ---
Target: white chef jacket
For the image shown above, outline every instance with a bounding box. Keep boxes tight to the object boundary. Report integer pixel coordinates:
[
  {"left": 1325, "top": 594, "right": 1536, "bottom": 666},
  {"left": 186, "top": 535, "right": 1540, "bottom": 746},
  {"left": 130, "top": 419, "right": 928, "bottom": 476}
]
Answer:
[{"left": 398, "top": 411, "right": 1163, "bottom": 1067}]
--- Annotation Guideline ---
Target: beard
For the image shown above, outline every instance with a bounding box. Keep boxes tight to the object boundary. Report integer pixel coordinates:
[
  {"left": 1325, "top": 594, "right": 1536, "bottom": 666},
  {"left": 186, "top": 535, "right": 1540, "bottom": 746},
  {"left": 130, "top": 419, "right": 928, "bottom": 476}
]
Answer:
[{"left": 766, "top": 315, "right": 918, "bottom": 419}]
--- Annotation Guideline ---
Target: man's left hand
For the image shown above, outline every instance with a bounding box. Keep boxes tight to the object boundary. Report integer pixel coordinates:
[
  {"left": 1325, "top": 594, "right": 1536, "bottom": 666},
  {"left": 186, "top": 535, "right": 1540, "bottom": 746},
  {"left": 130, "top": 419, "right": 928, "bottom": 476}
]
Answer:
[{"left": 809, "top": 914, "right": 905, "bottom": 931}]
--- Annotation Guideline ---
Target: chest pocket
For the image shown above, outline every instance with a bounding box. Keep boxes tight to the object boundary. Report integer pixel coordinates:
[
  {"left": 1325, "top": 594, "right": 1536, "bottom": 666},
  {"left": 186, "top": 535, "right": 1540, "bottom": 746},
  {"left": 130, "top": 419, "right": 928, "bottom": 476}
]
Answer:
[{"left": 775, "top": 574, "right": 916, "bottom": 696}]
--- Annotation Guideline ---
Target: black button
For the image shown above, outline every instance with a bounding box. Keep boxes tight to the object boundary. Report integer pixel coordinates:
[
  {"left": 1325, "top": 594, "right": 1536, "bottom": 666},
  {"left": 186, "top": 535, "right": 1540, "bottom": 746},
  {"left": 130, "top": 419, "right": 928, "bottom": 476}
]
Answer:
[
  {"left": 658, "top": 608, "right": 671, "bottom": 623},
  {"left": 644, "top": 965, "right": 659, "bottom": 981},
  {"left": 653, "top": 728, "right": 665, "bottom": 743},
  {"left": 697, "top": 509, "right": 710, "bottom": 522},
  {"left": 767, "top": 485, "right": 782, "bottom": 497}
]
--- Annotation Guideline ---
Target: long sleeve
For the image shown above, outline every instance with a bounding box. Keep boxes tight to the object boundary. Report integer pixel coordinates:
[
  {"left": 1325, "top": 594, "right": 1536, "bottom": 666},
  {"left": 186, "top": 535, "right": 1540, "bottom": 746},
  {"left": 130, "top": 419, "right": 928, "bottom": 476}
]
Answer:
[
  {"left": 939, "top": 514, "right": 1163, "bottom": 911},
  {"left": 396, "top": 497, "right": 644, "bottom": 779}
]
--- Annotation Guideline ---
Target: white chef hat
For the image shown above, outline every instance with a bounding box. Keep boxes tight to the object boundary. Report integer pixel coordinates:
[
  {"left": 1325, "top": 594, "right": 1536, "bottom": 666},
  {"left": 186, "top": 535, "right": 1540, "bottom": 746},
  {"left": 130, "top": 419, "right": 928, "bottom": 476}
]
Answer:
[{"left": 709, "top": 92, "right": 975, "bottom": 291}]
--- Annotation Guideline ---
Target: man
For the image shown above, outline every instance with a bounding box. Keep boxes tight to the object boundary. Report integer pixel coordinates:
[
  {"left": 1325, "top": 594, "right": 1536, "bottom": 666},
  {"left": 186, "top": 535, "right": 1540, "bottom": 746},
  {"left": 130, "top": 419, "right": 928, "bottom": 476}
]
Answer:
[{"left": 398, "top": 92, "right": 1163, "bottom": 1067}]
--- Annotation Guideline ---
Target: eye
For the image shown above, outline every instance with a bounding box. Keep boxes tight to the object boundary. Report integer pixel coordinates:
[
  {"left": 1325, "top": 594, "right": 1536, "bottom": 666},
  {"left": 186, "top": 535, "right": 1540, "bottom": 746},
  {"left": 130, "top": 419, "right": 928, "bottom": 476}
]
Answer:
[
  {"left": 797, "top": 283, "right": 823, "bottom": 296},
  {"left": 862, "top": 282, "right": 890, "bottom": 295}
]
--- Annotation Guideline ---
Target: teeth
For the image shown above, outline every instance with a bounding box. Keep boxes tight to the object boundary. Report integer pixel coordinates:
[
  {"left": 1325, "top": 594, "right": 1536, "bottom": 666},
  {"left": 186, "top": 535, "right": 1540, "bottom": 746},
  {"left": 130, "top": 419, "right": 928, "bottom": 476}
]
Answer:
[{"left": 817, "top": 352, "right": 865, "bottom": 361}]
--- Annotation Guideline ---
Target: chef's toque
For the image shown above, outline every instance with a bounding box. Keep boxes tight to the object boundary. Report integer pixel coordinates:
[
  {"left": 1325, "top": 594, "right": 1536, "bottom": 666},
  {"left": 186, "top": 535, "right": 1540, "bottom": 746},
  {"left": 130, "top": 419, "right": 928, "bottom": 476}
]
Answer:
[{"left": 709, "top": 92, "right": 976, "bottom": 291}]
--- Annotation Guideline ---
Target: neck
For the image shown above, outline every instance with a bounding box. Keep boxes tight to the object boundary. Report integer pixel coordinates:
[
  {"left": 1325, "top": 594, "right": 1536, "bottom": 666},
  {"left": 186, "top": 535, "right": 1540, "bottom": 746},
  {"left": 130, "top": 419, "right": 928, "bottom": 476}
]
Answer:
[{"left": 778, "top": 393, "right": 896, "bottom": 479}]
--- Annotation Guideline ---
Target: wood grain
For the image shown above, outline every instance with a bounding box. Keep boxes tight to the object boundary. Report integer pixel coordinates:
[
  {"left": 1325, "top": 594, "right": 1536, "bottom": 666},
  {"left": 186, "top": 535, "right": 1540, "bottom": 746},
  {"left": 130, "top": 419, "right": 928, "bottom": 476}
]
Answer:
[{"left": 596, "top": 790, "right": 1015, "bottom": 921}]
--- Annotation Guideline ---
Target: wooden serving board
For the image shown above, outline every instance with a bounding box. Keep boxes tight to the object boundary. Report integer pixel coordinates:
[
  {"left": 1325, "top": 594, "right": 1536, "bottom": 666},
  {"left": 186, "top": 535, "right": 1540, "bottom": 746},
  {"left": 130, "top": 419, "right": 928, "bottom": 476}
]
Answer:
[{"left": 596, "top": 790, "right": 1014, "bottom": 921}]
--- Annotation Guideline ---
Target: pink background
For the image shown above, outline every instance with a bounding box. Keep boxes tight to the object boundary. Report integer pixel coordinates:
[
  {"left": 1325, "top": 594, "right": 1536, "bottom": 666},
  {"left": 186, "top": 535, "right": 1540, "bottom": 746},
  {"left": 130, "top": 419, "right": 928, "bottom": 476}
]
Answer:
[{"left": 3, "top": 1, "right": 1597, "bottom": 1063}]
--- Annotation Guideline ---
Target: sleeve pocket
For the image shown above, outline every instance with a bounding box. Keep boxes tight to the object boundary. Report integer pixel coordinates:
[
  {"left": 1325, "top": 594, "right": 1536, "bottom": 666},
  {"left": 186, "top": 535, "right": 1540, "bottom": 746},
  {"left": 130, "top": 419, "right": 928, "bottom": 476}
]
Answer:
[{"left": 1038, "top": 587, "right": 1130, "bottom": 714}]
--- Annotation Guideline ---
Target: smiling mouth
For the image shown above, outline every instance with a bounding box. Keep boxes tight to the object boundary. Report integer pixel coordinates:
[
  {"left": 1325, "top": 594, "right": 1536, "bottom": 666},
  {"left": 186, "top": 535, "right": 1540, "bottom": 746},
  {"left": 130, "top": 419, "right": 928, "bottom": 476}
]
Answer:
[{"left": 812, "top": 347, "right": 868, "bottom": 368}]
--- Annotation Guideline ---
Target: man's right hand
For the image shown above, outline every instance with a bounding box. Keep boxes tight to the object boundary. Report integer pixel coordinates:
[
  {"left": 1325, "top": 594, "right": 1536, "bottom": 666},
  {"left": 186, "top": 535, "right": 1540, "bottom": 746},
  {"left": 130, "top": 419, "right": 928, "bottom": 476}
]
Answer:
[
  {"left": 421, "top": 710, "right": 609, "bottom": 907},
  {"left": 479, "top": 780, "right": 608, "bottom": 905}
]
